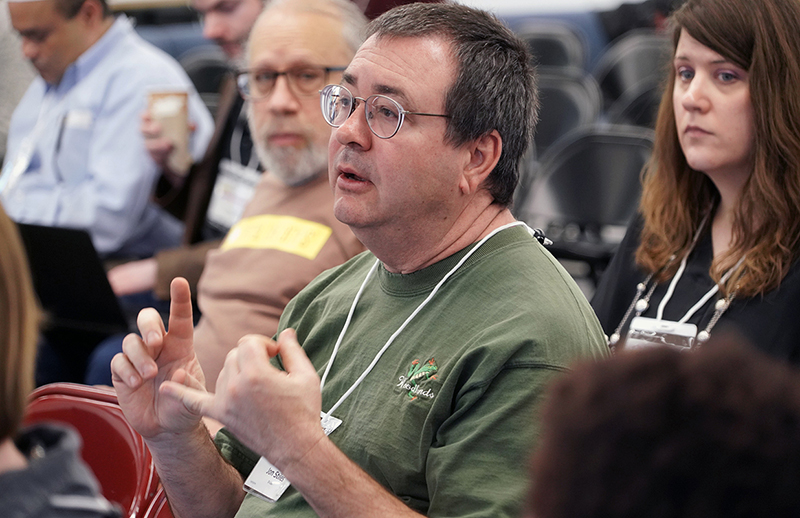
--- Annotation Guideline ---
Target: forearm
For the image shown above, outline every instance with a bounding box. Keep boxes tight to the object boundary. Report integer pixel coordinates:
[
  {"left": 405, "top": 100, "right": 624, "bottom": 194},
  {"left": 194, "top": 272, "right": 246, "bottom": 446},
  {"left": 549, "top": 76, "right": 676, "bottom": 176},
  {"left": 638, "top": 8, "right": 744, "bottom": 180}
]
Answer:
[
  {"left": 281, "top": 436, "right": 424, "bottom": 518},
  {"left": 147, "top": 423, "right": 245, "bottom": 518},
  {"left": 154, "top": 241, "right": 220, "bottom": 299}
]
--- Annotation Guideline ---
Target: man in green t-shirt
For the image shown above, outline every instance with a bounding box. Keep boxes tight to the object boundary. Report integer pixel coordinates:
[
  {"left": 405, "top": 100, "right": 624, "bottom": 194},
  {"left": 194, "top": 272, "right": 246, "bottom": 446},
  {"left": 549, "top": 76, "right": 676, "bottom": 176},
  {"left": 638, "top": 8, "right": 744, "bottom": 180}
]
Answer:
[{"left": 111, "top": 2, "right": 609, "bottom": 518}]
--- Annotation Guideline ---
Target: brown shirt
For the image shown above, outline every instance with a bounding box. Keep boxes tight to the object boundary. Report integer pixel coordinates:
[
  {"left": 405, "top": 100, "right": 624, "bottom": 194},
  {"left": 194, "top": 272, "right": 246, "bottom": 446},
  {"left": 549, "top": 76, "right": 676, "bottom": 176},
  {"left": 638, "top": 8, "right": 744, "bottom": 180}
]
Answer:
[{"left": 193, "top": 173, "right": 364, "bottom": 389}]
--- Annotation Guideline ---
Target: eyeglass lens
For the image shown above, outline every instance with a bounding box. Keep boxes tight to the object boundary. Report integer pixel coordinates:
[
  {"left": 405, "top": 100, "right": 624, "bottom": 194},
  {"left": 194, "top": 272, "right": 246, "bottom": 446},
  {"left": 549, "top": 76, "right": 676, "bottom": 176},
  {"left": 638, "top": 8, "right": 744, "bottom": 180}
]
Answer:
[
  {"left": 321, "top": 85, "right": 403, "bottom": 139},
  {"left": 245, "top": 67, "right": 328, "bottom": 98}
]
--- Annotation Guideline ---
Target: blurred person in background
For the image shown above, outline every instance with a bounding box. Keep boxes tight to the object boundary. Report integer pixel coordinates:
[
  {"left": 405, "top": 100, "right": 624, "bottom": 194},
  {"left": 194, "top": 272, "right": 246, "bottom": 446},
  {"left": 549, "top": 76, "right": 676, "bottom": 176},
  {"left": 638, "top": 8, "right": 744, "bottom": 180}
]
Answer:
[
  {"left": 0, "top": 202, "right": 119, "bottom": 517},
  {"left": 109, "top": 0, "right": 440, "bottom": 303},
  {"left": 527, "top": 337, "right": 800, "bottom": 518},
  {"left": 119, "top": 0, "right": 268, "bottom": 304},
  {"left": 592, "top": 0, "right": 800, "bottom": 360},
  {"left": 1, "top": 0, "right": 213, "bottom": 259},
  {"left": 86, "top": 0, "right": 366, "bottom": 388}
]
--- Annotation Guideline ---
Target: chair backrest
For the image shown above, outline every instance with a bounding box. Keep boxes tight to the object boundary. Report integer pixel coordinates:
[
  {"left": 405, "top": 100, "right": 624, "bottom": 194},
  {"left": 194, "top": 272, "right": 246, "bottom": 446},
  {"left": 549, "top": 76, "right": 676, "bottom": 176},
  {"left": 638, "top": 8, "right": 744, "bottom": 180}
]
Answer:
[
  {"left": 519, "top": 124, "right": 654, "bottom": 241},
  {"left": 179, "top": 46, "right": 231, "bottom": 117},
  {"left": 23, "top": 383, "right": 159, "bottom": 518},
  {"left": 143, "top": 487, "right": 174, "bottom": 518},
  {"left": 517, "top": 21, "right": 587, "bottom": 73},
  {"left": 593, "top": 29, "right": 671, "bottom": 111},
  {"left": 607, "top": 75, "right": 664, "bottom": 128},
  {"left": 534, "top": 71, "right": 602, "bottom": 157}
]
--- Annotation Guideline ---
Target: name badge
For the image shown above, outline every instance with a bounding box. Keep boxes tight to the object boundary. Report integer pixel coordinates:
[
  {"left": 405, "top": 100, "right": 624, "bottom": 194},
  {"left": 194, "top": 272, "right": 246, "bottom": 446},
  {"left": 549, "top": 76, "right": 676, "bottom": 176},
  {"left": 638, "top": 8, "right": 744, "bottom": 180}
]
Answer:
[
  {"left": 206, "top": 158, "right": 261, "bottom": 231},
  {"left": 64, "top": 109, "right": 94, "bottom": 130},
  {"left": 243, "top": 412, "right": 342, "bottom": 502},
  {"left": 625, "top": 316, "right": 697, "bottom": 352}
]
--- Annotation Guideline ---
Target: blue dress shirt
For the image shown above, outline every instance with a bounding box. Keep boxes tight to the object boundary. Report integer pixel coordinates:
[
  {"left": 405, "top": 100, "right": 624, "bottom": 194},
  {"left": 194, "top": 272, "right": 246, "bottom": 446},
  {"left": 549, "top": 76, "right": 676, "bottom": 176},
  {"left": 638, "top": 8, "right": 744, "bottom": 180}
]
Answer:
[{"left": 1, "top": 16, "right": 213, "bottom": 257}]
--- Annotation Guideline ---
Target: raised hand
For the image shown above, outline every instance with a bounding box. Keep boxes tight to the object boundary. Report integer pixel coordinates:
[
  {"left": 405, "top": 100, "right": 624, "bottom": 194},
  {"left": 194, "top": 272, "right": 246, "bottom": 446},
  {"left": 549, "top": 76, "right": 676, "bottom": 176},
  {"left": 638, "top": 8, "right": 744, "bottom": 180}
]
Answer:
[
  {"left": 111, "top": 277, "right": 206, "bottom": 439},
  {"left": 160, "top": 329, "right": 327, "bottom": 471}
]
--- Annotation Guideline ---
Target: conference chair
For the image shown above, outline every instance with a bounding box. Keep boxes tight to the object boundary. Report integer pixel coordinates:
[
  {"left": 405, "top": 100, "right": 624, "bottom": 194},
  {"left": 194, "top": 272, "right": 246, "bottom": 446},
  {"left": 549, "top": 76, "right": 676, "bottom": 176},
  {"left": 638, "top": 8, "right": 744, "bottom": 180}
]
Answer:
[
  {"left": 23, "top": 383, "right": 160, "bottom": 518},
  {"left": 143, "top": 487, "right": 174, "bottom": 518},
  {"left": 534, "top": 71, "right": 602, "bottom": 157},
  {"left": 607, "top": 75, "right": 664, "bottom": 128},
  {"left": 179, "top": 46, "right": 232, "bottom": 117},
  {"left": 516, "top": 20, "right": 587, "bottom": 74},
  {"left": 518, "top": 124, "right": 654, "bottom": 285},
  {"left": 593, "top": 29, "right": 671, "bottom": 112}
]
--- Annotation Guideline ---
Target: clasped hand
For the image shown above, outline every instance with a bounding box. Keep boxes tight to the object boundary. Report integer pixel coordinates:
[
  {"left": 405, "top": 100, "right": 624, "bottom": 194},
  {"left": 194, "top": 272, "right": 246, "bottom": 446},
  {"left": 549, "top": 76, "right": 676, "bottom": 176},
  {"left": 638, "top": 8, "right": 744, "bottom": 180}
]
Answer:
[{"left": 111, "top": 278, "right": 327, "bottom": 471}]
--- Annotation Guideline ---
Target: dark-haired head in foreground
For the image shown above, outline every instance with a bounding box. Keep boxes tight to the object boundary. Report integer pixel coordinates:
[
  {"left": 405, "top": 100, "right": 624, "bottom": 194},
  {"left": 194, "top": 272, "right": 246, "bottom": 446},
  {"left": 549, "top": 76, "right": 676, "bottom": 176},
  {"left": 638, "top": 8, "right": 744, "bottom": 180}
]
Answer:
[{"left": 529, "top": 337, "right": 800, "bottom": 518}]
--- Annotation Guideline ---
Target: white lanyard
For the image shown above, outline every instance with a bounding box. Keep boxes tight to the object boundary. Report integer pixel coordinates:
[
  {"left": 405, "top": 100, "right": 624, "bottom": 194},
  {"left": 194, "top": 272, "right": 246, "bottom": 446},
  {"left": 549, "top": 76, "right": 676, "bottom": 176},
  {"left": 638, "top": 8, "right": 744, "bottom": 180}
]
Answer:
[
  {"left": 656, "top": 250, "right": 746, "bottom": 324},
  {"left": 318, "top": 221, "right": 533, "bottom": 419}
]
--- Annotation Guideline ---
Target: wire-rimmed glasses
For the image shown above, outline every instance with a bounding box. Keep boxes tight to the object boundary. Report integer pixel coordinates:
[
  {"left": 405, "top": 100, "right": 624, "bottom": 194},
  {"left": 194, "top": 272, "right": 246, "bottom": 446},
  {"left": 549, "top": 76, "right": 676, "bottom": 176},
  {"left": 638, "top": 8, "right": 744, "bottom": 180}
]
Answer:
[
  {"left": 319, "top": 84, "right": 450, "bottom": 139},
  {"left": 237, "top": 66, "right": 347, "bottom": 100}
]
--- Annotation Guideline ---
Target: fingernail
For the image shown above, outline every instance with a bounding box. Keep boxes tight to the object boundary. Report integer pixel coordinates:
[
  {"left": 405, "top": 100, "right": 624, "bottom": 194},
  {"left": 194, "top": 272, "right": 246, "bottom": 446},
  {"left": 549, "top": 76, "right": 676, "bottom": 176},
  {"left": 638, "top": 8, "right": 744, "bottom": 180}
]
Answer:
[
  {"left": 129, "top": 375, "right": 138, "bottom": 386},
  {"left": 147, "top": 332, "right": 160, "bottom": 345}
]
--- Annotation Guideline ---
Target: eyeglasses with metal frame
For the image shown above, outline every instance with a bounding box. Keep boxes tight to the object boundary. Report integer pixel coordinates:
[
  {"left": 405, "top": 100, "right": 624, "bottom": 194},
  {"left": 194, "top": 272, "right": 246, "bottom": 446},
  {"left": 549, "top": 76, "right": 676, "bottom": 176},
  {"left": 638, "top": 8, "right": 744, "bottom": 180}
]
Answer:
[
  {"left": 237, "top": 66, "right": 347, "bottom": 100},
  {"left": 319, "top": 84, "right": 450, "bottom": 139}
]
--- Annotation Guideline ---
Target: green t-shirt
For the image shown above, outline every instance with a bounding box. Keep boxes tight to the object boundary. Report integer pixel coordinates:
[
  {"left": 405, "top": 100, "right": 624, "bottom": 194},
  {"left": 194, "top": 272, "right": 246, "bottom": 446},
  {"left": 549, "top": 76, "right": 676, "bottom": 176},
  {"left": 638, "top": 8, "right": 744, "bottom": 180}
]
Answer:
[{"left": 216, "top": 225, "right": 608, "bottom": 517}]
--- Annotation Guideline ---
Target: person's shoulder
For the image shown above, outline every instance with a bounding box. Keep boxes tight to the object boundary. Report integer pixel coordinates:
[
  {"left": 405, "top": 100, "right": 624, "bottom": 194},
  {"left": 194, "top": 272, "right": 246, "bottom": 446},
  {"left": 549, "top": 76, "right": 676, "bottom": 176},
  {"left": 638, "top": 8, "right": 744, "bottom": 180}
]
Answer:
[
  {"left": 8, "top": 424, "right": 122, "bottom": 518},
  {"left": 105, "top": 21, "right": 196, "bottom": 84}
]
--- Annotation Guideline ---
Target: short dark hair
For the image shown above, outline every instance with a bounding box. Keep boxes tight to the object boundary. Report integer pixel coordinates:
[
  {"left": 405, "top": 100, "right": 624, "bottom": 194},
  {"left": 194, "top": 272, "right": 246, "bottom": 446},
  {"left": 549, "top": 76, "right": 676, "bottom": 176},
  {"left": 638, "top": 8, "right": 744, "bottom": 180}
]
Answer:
[
  {"left": 529, "top": 338, "right": 800, "bottom": 518},
  {"left": 367, "top": 2, "right": 539, "bottom": 207},
  {"left": 54, "top": 0, "right": 111, "bottom": 19}
]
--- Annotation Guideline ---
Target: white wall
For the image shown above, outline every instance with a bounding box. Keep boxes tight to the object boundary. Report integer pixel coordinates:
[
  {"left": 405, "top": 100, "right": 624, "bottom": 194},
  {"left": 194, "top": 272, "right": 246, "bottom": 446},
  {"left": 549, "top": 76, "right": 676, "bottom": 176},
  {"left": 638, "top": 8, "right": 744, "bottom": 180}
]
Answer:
[{"left": 457, "top": 0, "right": 637, "bottom": 16}]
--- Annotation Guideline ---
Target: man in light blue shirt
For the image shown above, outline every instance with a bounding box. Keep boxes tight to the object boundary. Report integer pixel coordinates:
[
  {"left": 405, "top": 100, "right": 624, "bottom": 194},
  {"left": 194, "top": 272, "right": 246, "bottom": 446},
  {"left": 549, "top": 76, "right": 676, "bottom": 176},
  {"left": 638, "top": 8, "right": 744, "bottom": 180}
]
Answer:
[{"left": 1, "top": 0, "right": 214, "bottom": 258}]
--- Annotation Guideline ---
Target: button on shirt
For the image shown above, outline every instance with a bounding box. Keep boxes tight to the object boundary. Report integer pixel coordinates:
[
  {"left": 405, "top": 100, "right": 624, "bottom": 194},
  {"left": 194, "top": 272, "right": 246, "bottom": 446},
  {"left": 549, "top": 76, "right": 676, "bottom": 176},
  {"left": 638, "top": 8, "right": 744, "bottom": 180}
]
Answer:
[{"left": 1, "top": 16, "right": 214, "bottom": 257}]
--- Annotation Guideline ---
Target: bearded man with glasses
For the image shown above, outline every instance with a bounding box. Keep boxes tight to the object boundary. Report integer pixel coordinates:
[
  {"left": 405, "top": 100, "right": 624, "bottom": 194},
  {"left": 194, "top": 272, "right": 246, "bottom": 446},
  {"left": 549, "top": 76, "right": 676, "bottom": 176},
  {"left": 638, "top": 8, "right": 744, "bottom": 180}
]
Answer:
[
  {"left": 86, "top": 0, "right": 365, "bottom": 387},
  {"left": 112, "top": 4, "right": 608, "bottom": 518}
]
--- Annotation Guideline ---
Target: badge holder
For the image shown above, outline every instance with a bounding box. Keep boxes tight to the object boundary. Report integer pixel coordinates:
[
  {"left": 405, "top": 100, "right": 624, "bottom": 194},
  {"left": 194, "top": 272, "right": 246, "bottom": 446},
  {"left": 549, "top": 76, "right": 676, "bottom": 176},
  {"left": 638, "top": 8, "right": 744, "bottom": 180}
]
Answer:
[
  {"left": 243, "top": 412, "right": 342, "bottom": 502},
  {"left": 625, "top": 316, "right": 697, "bottom": 351}
]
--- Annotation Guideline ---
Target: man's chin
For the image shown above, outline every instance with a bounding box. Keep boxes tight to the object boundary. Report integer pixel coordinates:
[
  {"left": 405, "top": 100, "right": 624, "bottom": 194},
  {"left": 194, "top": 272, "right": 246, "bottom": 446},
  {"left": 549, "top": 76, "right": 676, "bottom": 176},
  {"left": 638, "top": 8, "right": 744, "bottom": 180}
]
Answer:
[{"left": 219, "top": 42, "right": 243, "bottom": 61}]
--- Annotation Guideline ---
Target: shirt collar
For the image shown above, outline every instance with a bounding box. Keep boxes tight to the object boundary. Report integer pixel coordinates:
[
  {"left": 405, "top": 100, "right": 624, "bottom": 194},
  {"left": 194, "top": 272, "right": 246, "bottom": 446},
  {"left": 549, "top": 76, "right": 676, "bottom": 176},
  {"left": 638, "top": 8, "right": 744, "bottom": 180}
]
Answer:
[{"left": 49, "top": 15, "right": 132, "bottom": 93}]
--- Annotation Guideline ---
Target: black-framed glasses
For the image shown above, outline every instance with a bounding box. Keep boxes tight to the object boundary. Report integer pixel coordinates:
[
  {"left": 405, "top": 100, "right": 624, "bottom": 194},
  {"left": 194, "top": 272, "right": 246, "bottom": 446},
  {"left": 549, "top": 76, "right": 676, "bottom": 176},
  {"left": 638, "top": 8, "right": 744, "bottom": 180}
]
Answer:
[
  {"left": 237, "top": 66, "right": 347, "bottom": 100},
  {"left": 319, "top": 84, "right": 450, "bottom": 139}
]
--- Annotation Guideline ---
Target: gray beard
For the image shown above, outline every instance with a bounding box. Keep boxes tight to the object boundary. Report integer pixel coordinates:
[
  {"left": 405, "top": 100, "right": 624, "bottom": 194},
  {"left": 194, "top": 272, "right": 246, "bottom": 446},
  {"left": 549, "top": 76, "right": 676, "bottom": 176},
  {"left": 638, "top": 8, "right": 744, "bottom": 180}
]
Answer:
[
  {"left": 248, "top": 109, "right": 327, "bottom": 187},
  {"left": 254, "top": 140, "right": 327, "bottom": 186}
]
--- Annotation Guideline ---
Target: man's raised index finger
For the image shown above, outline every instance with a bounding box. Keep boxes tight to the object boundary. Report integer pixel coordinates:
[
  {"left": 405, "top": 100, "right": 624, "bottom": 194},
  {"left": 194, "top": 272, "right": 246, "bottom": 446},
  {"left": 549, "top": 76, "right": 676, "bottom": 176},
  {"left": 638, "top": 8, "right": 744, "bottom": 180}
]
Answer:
[{"left": 167, "top": 277, "right": 195, "bottom": 342}]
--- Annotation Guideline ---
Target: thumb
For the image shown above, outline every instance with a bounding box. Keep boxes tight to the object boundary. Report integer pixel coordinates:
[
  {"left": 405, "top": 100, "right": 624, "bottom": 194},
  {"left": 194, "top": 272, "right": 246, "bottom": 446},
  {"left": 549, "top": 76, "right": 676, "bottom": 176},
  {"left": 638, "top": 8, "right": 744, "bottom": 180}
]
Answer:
[
  {"left": 160, "top": 371, "right": 215, "bottom": 418},
  {"left": 276, "top": 329, "right": 315, "bottom": 377}
]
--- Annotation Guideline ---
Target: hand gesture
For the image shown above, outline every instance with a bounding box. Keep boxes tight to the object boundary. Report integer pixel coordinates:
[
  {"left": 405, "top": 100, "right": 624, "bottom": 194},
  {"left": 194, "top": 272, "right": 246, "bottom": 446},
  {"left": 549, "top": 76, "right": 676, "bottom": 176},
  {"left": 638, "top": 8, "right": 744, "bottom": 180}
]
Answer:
[
  {"left": 111, "top": 277, "right": 206, "bottom": 439},
  {"left": 160, "top": 329, "right": 327, "bottom": 471}
]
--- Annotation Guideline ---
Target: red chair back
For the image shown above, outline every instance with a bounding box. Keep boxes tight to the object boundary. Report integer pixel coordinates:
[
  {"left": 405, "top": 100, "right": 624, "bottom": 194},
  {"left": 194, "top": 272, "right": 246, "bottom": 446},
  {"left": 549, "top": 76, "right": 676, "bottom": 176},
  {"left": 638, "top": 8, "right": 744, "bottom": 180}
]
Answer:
[
  {"left": 23, "top": 383, "right": 160, "bottom": 518},
  {"left": 143, "top": 487, "right": 174, "bottom": 518}
]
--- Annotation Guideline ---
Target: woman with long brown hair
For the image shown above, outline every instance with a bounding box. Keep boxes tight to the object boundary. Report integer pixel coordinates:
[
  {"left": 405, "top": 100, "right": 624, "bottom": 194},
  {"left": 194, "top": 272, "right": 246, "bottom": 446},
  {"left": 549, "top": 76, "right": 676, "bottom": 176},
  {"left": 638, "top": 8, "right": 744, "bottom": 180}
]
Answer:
[{"left": 592, "top": 0, "right": 800, "bottom": 361}]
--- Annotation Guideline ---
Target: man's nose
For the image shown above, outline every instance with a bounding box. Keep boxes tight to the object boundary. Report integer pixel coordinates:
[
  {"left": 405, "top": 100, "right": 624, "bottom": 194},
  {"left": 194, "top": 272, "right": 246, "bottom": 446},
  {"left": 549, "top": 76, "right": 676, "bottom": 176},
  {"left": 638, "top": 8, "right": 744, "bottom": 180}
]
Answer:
[
  {"left": 264, "top": 75, "right": 301, "bottom": 114},
  {"left": 21, "top": 38, "right": 37, "bottom": 61},
  {"left": 202, "top": 13, "right": 226, "bottom": 42}
]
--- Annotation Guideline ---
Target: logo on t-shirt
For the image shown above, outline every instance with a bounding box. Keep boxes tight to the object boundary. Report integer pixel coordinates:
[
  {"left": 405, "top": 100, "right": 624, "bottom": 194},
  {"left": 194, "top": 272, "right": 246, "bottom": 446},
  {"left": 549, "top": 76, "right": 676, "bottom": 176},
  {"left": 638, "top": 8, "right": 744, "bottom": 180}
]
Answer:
[{"left": 396, "top": 357, "right": 438, "bottom": 400}]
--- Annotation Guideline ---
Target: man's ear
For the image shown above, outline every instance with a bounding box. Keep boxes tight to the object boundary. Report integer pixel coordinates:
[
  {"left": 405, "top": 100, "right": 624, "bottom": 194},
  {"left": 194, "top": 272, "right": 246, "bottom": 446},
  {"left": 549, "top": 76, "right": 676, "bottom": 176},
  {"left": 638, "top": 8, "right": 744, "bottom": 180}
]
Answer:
[
  {"left": 459, "top": 130, "right": 502, "bottom": 196},
  {"left": 79, "top": 0, "right": 104, "bottom": 24}
]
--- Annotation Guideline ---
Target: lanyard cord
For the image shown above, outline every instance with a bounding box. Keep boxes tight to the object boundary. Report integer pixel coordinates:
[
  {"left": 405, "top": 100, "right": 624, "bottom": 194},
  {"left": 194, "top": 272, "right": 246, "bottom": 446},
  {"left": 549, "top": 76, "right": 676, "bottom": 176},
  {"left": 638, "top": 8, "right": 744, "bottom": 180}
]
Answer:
[
  {"left": 230, "top": 102, "right": 259, "bottom": 169},
  {"left": 655, "top": 211, "right": 745, "bottom": 323},
  {"left": 319, "top": 221, "right": 530, "bottom": 419}
]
